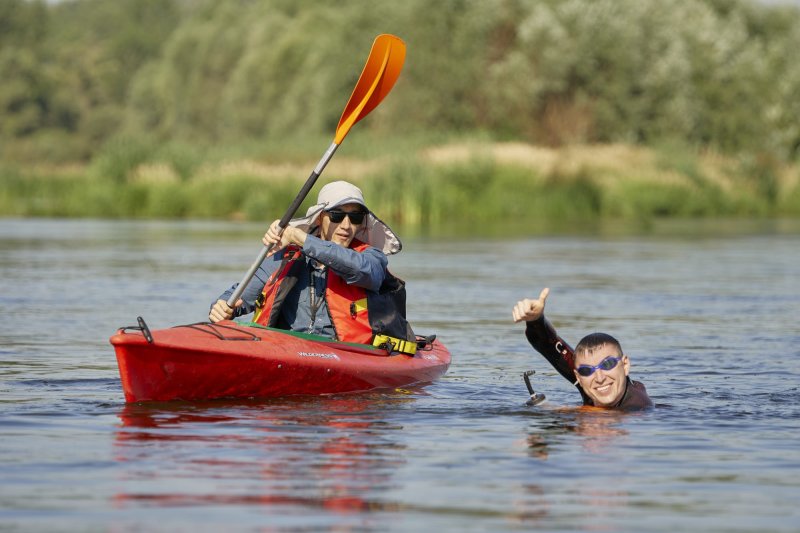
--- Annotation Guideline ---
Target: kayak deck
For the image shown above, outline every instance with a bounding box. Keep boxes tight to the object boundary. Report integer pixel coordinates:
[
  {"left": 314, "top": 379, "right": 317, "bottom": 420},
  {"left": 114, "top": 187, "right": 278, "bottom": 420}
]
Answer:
[{"left": 110, "top": 320, "right": 451, "bottom": 402}]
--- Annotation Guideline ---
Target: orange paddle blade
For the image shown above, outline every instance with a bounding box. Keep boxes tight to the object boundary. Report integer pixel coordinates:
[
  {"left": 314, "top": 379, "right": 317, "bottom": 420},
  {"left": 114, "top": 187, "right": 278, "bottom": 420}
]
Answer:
[{"left": 334, "top": 34, "right": 406, "bottom": 145}]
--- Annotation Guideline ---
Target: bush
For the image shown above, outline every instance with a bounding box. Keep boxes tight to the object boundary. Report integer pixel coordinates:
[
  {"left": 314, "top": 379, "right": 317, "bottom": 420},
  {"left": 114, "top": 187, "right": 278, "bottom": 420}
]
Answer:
[{"left": 89, "top": 136, "right": 157, "bottom": 184}]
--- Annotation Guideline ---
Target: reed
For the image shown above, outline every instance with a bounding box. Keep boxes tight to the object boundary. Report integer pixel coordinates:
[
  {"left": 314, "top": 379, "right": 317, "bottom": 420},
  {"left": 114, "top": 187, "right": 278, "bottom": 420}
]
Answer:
[{"left": 2, "top": 142, "right": 798, "bottom": 231}]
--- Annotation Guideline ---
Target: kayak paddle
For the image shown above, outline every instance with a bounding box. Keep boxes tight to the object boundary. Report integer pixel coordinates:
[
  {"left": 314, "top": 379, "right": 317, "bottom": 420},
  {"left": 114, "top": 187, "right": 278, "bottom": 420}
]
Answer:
[{"left": 226, "top": 34, "right": 406, "bottom": 309}]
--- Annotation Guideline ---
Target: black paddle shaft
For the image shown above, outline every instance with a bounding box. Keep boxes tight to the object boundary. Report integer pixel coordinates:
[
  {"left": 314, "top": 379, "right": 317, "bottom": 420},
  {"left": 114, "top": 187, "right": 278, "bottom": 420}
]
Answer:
[{"left": 226, "top": 143, "right": 340, "bottom": 308}]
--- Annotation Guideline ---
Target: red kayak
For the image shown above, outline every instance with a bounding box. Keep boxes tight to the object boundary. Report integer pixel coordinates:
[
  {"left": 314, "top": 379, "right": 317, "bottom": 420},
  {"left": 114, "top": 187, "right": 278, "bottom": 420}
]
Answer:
[{"left": 110, "top": 319, "right": 451, "bottom": 403}]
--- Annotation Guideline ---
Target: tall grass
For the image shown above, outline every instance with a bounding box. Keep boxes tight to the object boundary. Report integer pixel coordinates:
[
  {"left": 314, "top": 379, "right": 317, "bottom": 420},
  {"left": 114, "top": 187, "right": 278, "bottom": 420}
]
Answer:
[{"left": 2, "top": 140, "right": 798, "bottom": 232}]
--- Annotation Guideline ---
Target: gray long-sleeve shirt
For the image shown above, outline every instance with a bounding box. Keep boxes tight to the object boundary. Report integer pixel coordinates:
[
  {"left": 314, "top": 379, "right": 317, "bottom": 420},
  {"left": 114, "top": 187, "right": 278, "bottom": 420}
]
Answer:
[{"left": 217, "top": 235, "right": 388, "bottom": 337}]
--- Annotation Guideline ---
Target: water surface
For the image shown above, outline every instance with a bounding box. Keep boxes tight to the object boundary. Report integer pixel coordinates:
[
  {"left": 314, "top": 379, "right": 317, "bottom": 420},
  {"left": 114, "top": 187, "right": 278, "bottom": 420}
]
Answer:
[{"left": 1, "top": 218, "right": 798, "bottom": 531}]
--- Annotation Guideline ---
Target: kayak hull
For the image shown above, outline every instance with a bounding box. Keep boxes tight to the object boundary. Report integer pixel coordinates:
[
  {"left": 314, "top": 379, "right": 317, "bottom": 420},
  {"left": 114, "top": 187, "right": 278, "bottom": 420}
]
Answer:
[{"left": 110, "top": 321, "right": 451, "bottom": 402}]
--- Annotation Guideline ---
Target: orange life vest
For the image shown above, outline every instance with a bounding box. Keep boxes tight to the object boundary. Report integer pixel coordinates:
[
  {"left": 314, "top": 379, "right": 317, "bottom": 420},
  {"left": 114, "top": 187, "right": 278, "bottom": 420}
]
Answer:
[{"left": 252, "top": 241, "right": 416, "bottom": 354}]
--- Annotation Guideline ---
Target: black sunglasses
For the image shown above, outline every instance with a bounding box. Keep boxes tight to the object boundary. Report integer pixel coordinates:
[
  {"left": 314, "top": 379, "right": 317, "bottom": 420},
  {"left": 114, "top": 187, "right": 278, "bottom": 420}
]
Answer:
[{"left": 325, "top": 209, "right": 366, "bottom": 225}]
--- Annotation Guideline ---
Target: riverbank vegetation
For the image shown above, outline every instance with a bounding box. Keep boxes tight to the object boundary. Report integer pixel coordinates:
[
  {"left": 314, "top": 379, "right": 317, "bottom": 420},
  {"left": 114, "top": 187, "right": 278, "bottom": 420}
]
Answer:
[
  {"left": 2, "top": 140, "right": 797, "bottom": 231},
  {"left": 1, "top": 0, "right": 799, "bottom": 229}
]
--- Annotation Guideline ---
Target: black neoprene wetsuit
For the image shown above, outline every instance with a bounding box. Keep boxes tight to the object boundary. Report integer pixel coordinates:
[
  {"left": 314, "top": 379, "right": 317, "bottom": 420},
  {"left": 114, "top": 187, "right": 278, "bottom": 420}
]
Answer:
[{"left": 525, "top": 316, "right": 653, "bottom": 410}]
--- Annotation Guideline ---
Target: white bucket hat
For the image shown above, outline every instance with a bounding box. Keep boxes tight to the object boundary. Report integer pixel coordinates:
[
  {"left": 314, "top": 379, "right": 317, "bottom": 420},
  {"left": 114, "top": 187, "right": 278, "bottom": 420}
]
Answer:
[{"left": 287, "top": 181, "right": 402, "bottom": 255}]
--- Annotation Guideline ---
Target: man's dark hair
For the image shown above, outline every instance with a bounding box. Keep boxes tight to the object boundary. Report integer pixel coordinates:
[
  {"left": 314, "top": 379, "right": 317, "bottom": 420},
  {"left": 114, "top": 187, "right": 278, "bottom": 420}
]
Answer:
[{"left": 574, "top": 332, "right": 623, "bottom": 367}]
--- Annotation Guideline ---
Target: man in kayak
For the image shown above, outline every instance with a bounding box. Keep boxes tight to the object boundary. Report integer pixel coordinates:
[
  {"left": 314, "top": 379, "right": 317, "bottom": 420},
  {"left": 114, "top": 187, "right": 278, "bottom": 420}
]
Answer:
[
  {"left": 209, "top": 181, "right": 417, "bottom": 354},
  {"left": 512, "top": 288, "right": 652, "bottom": 410}
]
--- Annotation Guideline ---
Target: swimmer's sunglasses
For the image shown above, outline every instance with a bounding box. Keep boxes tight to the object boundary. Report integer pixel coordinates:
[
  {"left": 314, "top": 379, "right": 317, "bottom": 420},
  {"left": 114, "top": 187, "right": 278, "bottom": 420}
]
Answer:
[
  {"left": 576, "top": 355, "right": 623, "bottom": 377},
  {"left": 325, "top": 209, "right": 366, "bottom": 225}
]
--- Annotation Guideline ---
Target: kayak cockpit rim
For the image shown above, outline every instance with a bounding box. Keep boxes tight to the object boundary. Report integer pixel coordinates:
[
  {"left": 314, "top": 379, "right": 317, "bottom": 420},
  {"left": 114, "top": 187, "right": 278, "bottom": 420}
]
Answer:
[
  {"left": 114, "top": 319, "right": 433, "bottom": 358},
  {"left": 238, "top": 321, "right": 405, "bottom": 357}
]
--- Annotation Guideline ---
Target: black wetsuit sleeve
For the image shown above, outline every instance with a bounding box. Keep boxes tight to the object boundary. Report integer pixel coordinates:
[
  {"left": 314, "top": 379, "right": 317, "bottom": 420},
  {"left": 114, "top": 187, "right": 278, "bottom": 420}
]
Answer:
[
  {"left": 525, "top": 317, "right": 593, "bottom": 405},
  {"left": 524, "top": 316, "right": 577, "bottom": 384}
]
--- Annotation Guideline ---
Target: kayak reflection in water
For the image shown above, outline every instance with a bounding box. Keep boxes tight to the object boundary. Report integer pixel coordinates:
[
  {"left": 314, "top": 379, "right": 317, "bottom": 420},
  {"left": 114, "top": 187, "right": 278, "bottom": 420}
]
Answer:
[
  {"left": 209, "top": 181, "right": 417, "bottom": 354},
  {"left": 512, "top": 288, "right": 653, "bottom": 410}
]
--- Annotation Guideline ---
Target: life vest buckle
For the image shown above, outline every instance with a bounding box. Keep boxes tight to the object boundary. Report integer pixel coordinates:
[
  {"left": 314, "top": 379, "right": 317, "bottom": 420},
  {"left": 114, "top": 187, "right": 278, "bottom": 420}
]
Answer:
[
  {"left": 349, "top": 298, "right": 368, "bottom": 319},
  {"left": 372, "top": 334, "right": 417, "bottom": 356}
]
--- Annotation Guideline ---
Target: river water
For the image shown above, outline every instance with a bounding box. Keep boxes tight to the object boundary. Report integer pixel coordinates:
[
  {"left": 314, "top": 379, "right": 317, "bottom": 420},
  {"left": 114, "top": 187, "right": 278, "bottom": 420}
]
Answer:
[{"left": 1, "top": 218, "right": 798, "bottom": 532}]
